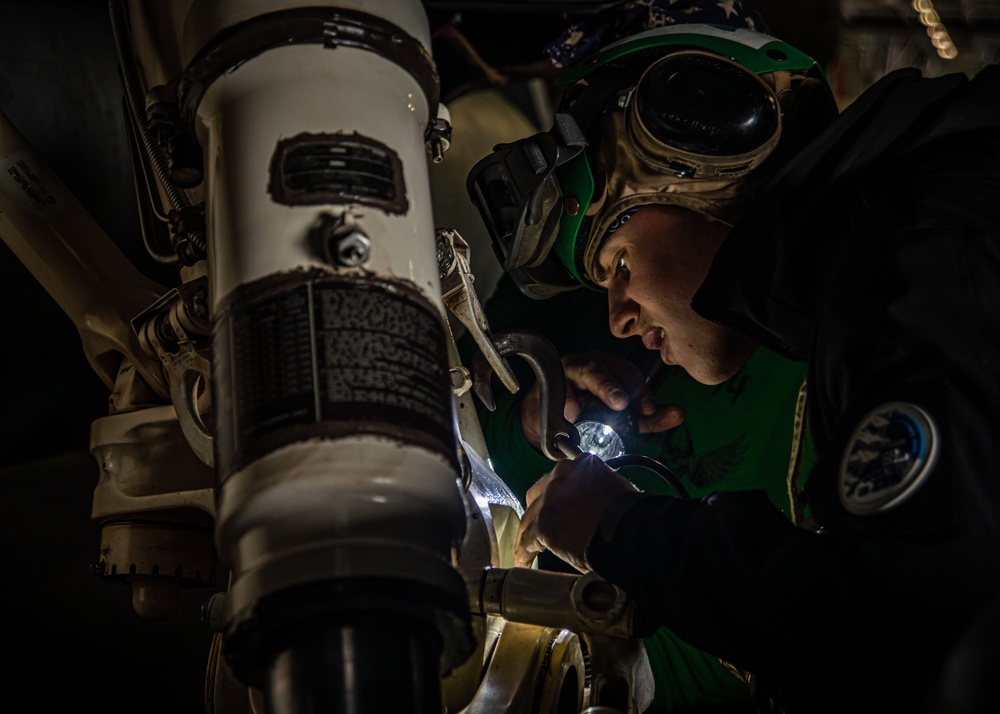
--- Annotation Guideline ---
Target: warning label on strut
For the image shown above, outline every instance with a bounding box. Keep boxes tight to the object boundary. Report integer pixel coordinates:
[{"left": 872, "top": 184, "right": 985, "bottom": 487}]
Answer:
[
  {"left": 212, "top": 272, "right": 454, "bottom": 481},
  {"left": 1, "top": 152, "right": 61, "bottom": 213}
]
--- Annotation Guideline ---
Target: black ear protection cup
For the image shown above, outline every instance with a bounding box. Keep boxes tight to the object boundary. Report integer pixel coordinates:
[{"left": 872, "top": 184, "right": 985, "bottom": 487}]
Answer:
[
  {"left": 766, "top": 74, "right": 840, "bottom": 169},
  {"left": 627, "top": 51, "right": 781, "bottom": 178}
]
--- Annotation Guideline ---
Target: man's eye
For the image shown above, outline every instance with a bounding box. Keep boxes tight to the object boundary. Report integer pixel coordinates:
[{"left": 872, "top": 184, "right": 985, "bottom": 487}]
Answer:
[{"left": 615, "top": 255, "right": 628, "bottom": 277}]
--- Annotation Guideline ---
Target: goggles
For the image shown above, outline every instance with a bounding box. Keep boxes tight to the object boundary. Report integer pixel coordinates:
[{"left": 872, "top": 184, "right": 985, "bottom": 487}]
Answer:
[{"left": 466, "top": 24, "right": 826, "bottom": 298}]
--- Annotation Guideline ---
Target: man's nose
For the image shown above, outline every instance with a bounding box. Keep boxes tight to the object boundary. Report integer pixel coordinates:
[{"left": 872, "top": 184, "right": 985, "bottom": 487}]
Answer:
[{"left": 608, "top": 287, "right": 638, "bottom": 338}]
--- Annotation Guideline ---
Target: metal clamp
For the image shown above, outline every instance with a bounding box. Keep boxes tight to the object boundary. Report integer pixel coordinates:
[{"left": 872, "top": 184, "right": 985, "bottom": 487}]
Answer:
[
  {"left": 471, "top": 329, "right": 582, "bottom": 461},
  {"left": 438, "top": 228, "right": 519, "bottom": 395}
]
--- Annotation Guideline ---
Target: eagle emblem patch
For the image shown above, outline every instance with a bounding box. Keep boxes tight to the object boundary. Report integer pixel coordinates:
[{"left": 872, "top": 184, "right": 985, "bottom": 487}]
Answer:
[{"left": 838, "top": 402, "right": 939, "bottom": 515}]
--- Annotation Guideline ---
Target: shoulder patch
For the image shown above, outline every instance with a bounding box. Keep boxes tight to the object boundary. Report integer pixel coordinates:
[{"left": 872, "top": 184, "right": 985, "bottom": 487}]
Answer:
[{"left": 838, "top": 402, "right": 939, "bottom": 516}]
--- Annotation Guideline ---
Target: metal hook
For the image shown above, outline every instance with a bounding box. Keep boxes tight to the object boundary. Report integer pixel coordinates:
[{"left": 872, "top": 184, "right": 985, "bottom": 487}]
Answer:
[{"left": 471, "top": 329, "right": 582, "bottom": 461}]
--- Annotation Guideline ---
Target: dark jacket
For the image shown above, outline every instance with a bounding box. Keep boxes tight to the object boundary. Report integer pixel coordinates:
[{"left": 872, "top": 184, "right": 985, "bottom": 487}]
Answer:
[{"left": 586, "top": 64, "right": 1000, "bottom": 713}]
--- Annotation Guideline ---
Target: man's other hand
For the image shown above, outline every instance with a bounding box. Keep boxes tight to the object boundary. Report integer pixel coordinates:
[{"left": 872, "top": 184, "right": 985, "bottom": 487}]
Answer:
[{"left": 513, "top": 453, "right": 638, "bottom": 572}]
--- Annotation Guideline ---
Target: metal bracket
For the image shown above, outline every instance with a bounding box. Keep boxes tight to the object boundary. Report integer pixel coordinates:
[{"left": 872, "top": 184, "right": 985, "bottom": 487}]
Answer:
[
  {"left": 132, "top": 276, "right": 214, "bottom": 466},
  {"left": 438, "top": 227, "right": 519, "bottom": 395}
]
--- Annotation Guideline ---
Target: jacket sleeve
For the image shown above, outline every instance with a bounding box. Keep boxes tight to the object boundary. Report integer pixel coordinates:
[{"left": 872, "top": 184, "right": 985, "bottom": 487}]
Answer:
[
  {"left": 585, "top": 489, "right": 831, "bottom": 673},
  {"left": 584, "top": 125, "right": 1000, "bottom": 711}
]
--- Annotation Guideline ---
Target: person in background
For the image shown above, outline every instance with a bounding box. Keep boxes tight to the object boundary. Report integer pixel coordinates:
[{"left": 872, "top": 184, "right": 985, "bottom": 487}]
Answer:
[{"left": 463, "top": 0, "right": 1000, "bottom": 711}]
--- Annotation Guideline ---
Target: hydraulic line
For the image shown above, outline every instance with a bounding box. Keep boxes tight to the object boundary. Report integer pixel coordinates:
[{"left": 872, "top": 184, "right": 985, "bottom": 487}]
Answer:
[
  {"left": 607, "top": 454, "right": 691, "bottom": 498},
  {"left": 121, "top": 96, "right": 179, "bottom": 265},
  {"left": 107, "top": 0, "right": 206, "bottom": 261}
]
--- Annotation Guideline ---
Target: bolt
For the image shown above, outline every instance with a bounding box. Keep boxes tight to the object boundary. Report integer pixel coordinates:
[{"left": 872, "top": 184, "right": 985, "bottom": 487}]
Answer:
[
  {"left": 332, "top": 230, "right": 371, "bottom": 267},
  {"left": 430, "top": 138, "right": 445, "bottom": 163},
  {"left": 187, "top": 287, "right": 209, "bottom": 321}
]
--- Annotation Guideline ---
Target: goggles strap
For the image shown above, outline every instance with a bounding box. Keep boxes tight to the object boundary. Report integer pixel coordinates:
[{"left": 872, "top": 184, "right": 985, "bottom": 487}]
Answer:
[{"left": 550, "top": 113, "right": 589, "bottom": 159}]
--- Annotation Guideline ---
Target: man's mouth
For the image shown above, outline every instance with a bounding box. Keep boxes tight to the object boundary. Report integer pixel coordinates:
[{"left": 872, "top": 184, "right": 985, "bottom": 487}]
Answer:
[
  {"left": 642, "top": 327, "right": 665, "bottom": 351},
  {"left": 643, "top": 328, "right": 671, "bottom": 364}
]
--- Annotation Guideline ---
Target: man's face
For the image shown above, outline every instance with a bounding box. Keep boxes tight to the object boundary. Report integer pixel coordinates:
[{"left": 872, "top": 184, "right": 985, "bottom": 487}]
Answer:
[{"left": 594, "top": 204, "right": 757, "bottom": 385}]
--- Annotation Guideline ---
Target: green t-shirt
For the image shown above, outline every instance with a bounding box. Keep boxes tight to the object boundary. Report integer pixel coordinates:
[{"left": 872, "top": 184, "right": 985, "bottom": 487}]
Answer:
[{"left": 457, "top": 274, "right": 814, "bottom": 713}]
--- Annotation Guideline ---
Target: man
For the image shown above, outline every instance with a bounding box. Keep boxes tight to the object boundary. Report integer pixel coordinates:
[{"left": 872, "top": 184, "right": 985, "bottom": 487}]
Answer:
[
  {"left": 461, "top": 270, "right": 815, "bottom": 712},
  {"left": 458, "top": 4, "right": 823, "bottom": 712},
  {"left": 466, "top": 16, "right": 1000, "bottom": 714}
]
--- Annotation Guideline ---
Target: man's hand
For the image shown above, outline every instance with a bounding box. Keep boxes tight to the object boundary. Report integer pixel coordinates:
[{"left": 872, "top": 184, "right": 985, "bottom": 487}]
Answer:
[
  {"left": 514, "top": 453, "right": 638, "bottom": 572},
  {"left": 519, "top": 350, "right": 683, "bottom": 451}
]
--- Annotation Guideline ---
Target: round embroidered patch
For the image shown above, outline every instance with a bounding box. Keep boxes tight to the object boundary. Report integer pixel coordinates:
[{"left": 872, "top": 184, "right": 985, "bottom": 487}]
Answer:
[{"left": 838, "top": 402, "right": 939, "bottom": 515}]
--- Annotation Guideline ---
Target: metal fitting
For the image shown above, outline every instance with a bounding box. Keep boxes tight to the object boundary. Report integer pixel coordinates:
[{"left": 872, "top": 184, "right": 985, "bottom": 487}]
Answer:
[{"left": 332, "top": 229, "right": 371, "bottom": 267}]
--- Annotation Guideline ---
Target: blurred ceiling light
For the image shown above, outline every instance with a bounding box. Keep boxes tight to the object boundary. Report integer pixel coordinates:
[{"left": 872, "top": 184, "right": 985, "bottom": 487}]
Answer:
[{"left": 911, "top": 0, "right": 957, "bottom": 60}]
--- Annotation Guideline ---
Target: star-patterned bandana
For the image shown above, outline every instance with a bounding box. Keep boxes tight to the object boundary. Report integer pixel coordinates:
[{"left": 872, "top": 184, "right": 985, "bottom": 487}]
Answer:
[{"left": 546, "top": 0, "right": 768, "bottom": 69}]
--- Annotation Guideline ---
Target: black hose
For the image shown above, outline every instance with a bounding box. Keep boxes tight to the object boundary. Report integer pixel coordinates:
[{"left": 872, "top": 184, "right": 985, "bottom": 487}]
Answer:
[
  {"left": 606, "top": 454, "right": 690, "bottom": 498},
  {"left": 121, "top": 96, "right": 179, "bottom": 265}
]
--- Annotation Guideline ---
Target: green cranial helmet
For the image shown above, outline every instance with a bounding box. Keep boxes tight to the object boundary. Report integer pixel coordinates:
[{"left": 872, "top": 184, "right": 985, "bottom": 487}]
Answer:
[{"left": 467, "top": 23, "right": 838, "bottom": 298}]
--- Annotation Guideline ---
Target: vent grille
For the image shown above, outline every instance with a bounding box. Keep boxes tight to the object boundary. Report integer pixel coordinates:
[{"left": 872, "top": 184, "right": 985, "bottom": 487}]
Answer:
[{"left": 269, "top": 132, "right": 407, "bottom": 213}]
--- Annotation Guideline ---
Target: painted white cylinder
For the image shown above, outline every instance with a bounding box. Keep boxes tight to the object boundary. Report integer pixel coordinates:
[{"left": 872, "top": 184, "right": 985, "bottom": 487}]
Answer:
[
  {"left": 188, "top": 2, "right": 469, "bottom": 633},
  {"left": 195, "top": 42, "right": 442, "bottom": 309}
]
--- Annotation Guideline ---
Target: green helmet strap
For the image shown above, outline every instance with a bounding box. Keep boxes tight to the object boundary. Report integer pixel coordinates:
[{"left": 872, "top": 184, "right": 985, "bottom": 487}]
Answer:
[{"left": 552, "top": 152, "right": 595, "bottom": 287}]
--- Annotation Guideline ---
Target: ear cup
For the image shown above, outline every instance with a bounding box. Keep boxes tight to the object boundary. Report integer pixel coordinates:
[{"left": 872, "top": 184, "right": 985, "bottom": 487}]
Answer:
[
  {"left": 768, "top": 74, "right": 839, "bottom": 165},
  {"left": 628, "top": 51, "right": 781, "bottom": 176}
]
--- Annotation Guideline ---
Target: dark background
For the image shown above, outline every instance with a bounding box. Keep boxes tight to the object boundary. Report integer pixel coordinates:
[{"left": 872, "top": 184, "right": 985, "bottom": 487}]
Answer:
[{"left": 0, "top": 2, "right": 213, "bottom": 710}]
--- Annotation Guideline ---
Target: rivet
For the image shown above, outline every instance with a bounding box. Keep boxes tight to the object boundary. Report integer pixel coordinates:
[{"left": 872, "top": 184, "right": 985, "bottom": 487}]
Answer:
[{"left": 564, "top": 197, "right": 580, "bottom": 216}]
